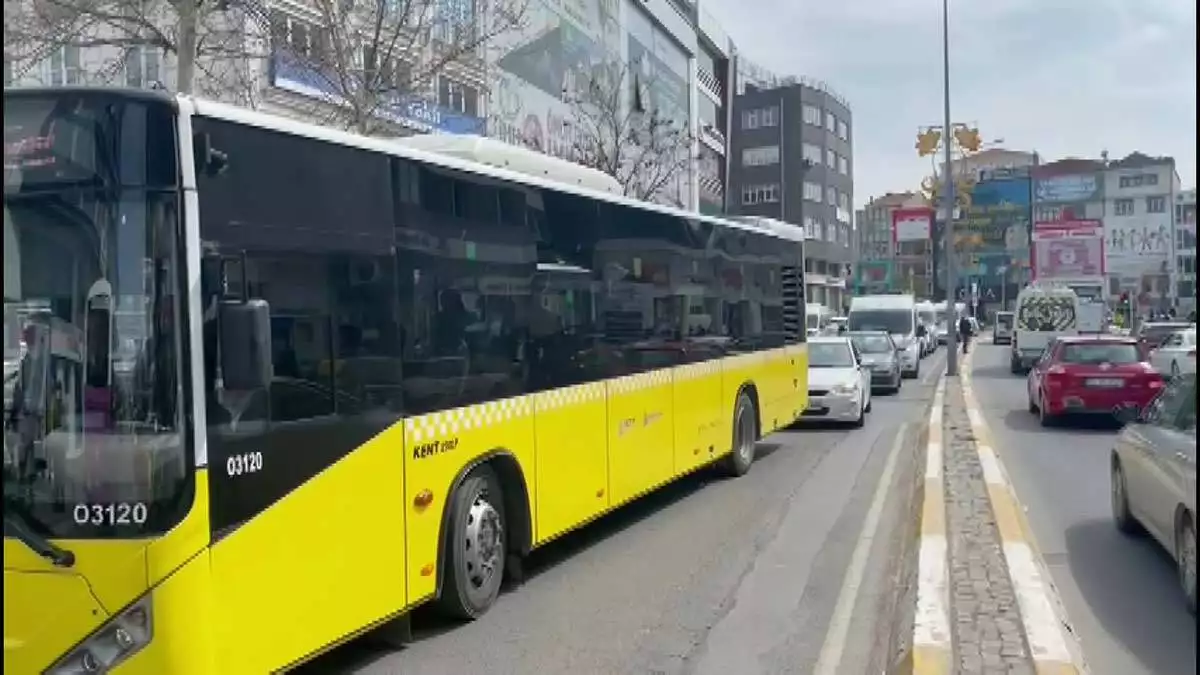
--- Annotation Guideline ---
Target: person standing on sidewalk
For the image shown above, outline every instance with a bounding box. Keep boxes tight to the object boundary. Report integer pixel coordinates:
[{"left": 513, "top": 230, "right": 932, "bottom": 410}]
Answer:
[{"left": 958, "top": 314, "right": 974, "bottom": 355}]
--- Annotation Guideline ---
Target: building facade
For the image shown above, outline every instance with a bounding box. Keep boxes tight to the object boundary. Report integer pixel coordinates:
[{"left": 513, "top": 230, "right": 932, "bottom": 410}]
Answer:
[
  {"left": 1174, "top": 188, "right": 1196, "bottom": 313},
  {"left": 484, "top": 0, "right": 735, "bottom": 211},
  {"left": 1102, "top": 153, "right": 1181, "bottom": 311},
  {"left": 1029, "top": 158, "right": 1106, "bottom": 303},
  {"left": 854, "top": 192, "right": 924, "bottom": 295},
  {"left": 729, "top": 72, "right": 854, "bottom": 311}
]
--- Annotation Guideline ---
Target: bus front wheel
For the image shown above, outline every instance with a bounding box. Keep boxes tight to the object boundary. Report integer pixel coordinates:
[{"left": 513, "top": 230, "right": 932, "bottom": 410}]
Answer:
[
  {"left": 438, "top": 465, "right": 507, "bottom": 620},
  {"left": 723, "top": 392, "right": 758, "bottom": 477}
]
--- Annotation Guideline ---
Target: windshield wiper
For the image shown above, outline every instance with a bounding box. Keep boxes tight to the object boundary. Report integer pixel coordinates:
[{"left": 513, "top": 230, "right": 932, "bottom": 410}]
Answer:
[{"left": 3, "top": 500, "right": 75, "bottom": 567}]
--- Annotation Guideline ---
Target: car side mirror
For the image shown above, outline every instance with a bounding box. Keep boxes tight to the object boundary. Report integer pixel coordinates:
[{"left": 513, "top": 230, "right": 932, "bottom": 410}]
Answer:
[
  {"left": 218, "top": 299, "right": 273, "bottom": 392},
  {"left": 916, "top": 325, "right": 928, "bottom": 337}
]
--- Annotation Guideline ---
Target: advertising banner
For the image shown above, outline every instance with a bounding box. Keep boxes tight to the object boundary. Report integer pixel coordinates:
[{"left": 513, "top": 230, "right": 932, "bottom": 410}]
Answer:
[
  {"left": 1032, "top": 220, "right": 1104, "bottom": 280},
  {"left": 1034, "top": 174, "right": 1101, "bottom": 204},
  {"left": 1103, "top": 221, "right": 1173, "bottom": 277},
  {"left": 891, "top": 207, "right": 932, "bottom": 243}
]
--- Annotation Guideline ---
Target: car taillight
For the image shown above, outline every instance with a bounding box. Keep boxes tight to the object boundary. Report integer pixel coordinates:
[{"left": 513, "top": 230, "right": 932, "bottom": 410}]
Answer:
[
  {"left": 1047, "top": 365, "right": 1066, "bottom": 375},
  {"left": 1148, "top": 376, "right": 1164, "bottom": 389},
  {"left": 1045, "top": 365, "right": 1067, "bottom": 386}
]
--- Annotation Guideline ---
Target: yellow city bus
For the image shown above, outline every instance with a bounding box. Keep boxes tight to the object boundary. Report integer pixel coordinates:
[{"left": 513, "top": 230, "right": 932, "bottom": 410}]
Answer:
[{"left": 3, "top": 86, "right": 809, "bottom": 674}]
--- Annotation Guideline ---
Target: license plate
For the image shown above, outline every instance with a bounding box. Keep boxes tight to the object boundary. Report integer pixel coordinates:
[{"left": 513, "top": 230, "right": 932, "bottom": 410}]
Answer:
[{"left": 1085, "top": 378, "right": 1123, "bottom": 387}]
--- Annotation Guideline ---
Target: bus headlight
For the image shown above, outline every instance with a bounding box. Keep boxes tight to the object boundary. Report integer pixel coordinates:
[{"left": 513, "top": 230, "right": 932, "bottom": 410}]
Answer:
[{"left": 49, "top": 595, "right": 152, "bottom": 674}]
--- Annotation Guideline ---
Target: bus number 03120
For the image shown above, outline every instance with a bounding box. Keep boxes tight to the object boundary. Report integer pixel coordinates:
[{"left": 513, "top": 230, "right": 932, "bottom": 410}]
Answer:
[
  {"left": 73, "top": 503, "right": 149, "bottom": 526},
  {"left": 226, "top": 451, "right": 264, "bottom": 477}
]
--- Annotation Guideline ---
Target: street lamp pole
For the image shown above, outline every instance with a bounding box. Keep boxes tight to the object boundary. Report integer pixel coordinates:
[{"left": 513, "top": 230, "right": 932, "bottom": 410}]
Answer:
[{"left": 941, "top": 0, "right": 959, "bottom": 376}]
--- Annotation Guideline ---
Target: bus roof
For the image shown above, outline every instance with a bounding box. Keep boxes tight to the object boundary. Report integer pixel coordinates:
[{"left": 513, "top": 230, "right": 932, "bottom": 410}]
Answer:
[
  {"left": 850, "top": 294, "right": 916, "bottom": 310},
  {"left": 168, "top": 92, "right": 806, "bottom": 244}
]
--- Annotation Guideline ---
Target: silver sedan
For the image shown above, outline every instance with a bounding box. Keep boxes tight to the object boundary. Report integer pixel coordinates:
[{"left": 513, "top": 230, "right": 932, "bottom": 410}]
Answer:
[{"left": 1110, "top": 371, "right": 1198, "bottom": 615}]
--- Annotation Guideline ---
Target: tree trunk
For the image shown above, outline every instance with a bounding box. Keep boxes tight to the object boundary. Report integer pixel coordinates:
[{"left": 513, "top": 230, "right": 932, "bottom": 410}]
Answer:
[{"left": 175, "top": 1, "right": 199, "bottom": 94}]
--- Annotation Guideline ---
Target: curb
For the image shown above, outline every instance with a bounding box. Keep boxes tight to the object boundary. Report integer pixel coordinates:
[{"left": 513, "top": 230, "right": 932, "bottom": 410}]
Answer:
[
  {"left": 959, "top": 351, "right": 1090, "bottom": 675},
  {"left": 911, "top": 376, "right": 950, "bottom": 675}
]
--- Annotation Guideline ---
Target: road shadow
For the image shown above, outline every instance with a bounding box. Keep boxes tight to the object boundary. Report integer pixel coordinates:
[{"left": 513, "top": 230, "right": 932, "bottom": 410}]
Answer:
[
  {"left": 295, "top": 440, "right": 791, "bottom": 673},
  {"left": 1063, "top": 519, "right": 1197, "bottom": 675},
  {"left": 972, "top": 363, "right": 1021, "bottom": 381},
  {"left": 999, "top": 408, "right": 1122, "bottom": 436}
]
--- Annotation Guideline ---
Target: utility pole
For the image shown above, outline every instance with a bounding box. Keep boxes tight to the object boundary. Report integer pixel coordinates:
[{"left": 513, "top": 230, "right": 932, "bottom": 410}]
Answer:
[{"left": 940, "top": 0, "right": 958, "bottom": 375}]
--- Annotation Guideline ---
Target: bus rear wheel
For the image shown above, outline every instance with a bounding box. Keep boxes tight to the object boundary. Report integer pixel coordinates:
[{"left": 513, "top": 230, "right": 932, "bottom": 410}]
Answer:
[
  {"left": 438, "top": 466, "right": 506, "bottom": 620},
  {"left": 723, "top": 392, "right": 757, "bottom": 477}
]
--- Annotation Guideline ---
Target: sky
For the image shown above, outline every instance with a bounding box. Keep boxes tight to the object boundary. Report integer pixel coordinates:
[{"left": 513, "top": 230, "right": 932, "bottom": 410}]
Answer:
[{"left": 706, "top": 0, "right": 1198, "bottom": 209}]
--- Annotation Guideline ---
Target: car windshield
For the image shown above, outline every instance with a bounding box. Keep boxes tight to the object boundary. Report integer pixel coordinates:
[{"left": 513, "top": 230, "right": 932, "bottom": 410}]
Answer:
[
  {"left": 850, "top": 334, "right": 893, "bottom": 354},
  {"left": 4, "top": 92, "right": 191, "bottom": 539},
  {"left": 809, "top": 342, "right": 856, "bottom": 367},
  {"left": 1139, "top": 323, "right": 1191, "bottom": 345},
  {"left": 1060, "top": 343, "right": 1140, "bottom": 365},
  {"left": 848, "top": 309, "right": 913, "bottom": 335},
  {"left": 997, "top": 314, "right": 1013, "bottom": 328}
]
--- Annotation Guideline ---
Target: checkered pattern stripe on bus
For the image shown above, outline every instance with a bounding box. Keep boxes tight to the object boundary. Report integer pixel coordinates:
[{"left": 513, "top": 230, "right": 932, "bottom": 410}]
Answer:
[
  {"left": 404, "top": 397, "right": 533, "bottom": 443},
  {"left": 534, "top": 382, "right": 606, "bottom": 411}
]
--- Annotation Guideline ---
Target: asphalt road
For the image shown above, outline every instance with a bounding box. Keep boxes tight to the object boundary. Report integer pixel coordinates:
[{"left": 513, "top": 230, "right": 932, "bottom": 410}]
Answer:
[
  {"left": 297, "top": 350, "right": 947, "bottom": 675},
  {"left": 968, "top": 340, "right": 1197, "bottom": 675}
]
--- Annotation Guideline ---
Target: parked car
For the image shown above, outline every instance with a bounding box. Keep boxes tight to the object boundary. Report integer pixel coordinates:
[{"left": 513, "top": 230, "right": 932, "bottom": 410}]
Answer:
[
  {"left": 802, "top": 336, "right": 872, "bottom": 427},
  {"left": 1148, "top": 328, "right": 1197, "bottom": 379},
  {"left": 1110, "top": 372, "right": 1197, "bottom": 615},
  {"left": 1026, "top": 336, "right": 1164, "bottom": 427},
  {"left": 847, "top": 330, "right": 903, "bottom": 394}
]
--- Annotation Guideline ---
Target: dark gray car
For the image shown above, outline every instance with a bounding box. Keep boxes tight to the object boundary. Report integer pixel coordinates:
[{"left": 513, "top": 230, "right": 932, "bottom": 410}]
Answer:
[
  {"left": 1111, "top": 372, "right": 1198, "bottom": 615},
  {"left": 847, "top": 331, "right": 903, "bottom": 394}
]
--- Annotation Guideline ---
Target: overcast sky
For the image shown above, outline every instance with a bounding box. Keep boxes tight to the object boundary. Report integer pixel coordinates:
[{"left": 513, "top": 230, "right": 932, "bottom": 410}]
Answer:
[{"left": 706, "top": 0, "right": 1197, "bottom": 209}]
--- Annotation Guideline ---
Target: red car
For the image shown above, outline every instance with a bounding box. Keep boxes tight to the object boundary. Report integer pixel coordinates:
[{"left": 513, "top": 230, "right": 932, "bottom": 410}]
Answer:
[{"left": 1027, "top": 336, "right": 1164, "bottom": 426}]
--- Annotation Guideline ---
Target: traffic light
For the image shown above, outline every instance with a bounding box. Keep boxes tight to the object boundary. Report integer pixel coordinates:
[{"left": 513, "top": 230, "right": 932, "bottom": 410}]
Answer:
[{"left": 915, "top": 128, "right": 942, "bottom": 157}]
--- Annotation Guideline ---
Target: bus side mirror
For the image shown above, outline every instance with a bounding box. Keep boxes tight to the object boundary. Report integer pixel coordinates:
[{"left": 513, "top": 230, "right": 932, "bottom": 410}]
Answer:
[
  {"left": 218, "top": 299, "right": 272, "bottom": 392},
  {"left": 193, "top": 132, "right": 228, "bottom": 178},
  {"left": 916, "top": 324, "right": 928, "bottom": 337}
]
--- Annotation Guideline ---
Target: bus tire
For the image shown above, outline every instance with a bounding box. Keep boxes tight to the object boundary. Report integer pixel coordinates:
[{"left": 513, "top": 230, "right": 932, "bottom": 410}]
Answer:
[
  {"left": 437, "top": 465, "right": 506, "bottom": 620},
  {"left": 723, "top": 392, "right": 757, "bottom": 477}
]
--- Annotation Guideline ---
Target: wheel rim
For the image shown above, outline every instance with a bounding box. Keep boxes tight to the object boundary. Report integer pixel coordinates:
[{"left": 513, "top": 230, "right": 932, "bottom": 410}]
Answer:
[
  {"left": 461, "top": 493, "right": 503, "bottom": 591},
  {"left": 1181, "top": 524, "right": 1197, "bottom": 599},
  {"left": 1111, "top": 465, "right": 1125, "bottom": 518},
  {"left": 736, "top": 403, "right": 754, "bottom": 463}
]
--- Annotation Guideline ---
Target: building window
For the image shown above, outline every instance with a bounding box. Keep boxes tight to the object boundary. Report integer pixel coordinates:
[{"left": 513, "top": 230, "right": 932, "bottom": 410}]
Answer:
[
  {"left": 825, "top": 111, "right": 836, "bottom": 132},
  {"left": 742, "top": 109, "right": 760, "bottom": 129},
  {"left": 802, "top": 104, "right": 821, "bottom": 126},
  {"left": 760, "top": 106, "right": 779, "bottom": 127},
  {"left": 826, "top": 186, "right": 837, "bottom": 206},
  {"left": 804, "top": 216, "right": 818, "bottom": 240},
  {"left": 1114, "top": 198, "right": 1135, "bottom": 216},
  {"left": 1146, "top": 196, "right": 1166, "bottom": 213},
  {"left": 825, "top": 148, "right": 836, "bottom": 168},
  {"left": 741, "top": 183, "right": 780, "bottom": 205},
  {"left": 837, "top": 119, "right": 849, "bottom": 141},
  {"left": 270, "top": 11, "right": 331, "bottom": 62},
  {"left": 438, "top": 77, "right": 479, "bottom": 116},
  {"left": 124, "top": 45, "right": 161, "bottom": 88},
  {"left": 802, "top": 143, "right": 822, "bottom": 165},
  {"left": 742, "top": 145, "right": 780, "bottom": 166},
  {"left": 803, "top": 181, "right": 822, "bottom": 202},
  {"left": 838, "top": 192, "right": 850, "bottom": 211},
  {"left": 838, "top": 155, "right": 849, "bottom": 175},
  {"left": 1118, "top": 173, "right": 1159, "bottom": 188},
  {"left": 47, "top": 45, "right": 83, "bottom": 85}
]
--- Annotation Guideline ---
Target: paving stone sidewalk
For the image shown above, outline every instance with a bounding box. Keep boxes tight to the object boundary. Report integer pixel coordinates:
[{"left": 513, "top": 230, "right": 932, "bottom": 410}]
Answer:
[{"left": 942, "top": 379, "right": 1036, "bottom": 675}]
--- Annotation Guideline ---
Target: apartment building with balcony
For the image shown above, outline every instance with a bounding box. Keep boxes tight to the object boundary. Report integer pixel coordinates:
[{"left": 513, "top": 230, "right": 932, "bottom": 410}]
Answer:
[
  {"left": 729, "top": 64, "right": 854, "bottom": 311},
  {"left": 1102, "top": 152, "right": 1181, "bottom": 310}
]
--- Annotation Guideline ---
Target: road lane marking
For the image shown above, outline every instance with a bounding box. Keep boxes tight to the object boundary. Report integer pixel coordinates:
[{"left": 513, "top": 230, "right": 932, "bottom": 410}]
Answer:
[
  {"left": 813, "top": 423, "right": 909, "bottom": 675},
  {"left": 912, "top": 378, "right": 950, "bottom": 674},
  {"left": 960, "top": 351, "right": 1089, "bottom": 675}
]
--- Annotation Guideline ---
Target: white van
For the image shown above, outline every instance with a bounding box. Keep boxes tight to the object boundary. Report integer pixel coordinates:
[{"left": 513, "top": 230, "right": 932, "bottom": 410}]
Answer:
[
  {"left": 848, "top": 294, "right": 923, "bottom": 378},
  {"left": 1010, "top": 282, "right": 1081, "bottom": 373},
  {"left": 806, "top": 303, "right": 834, "bottom": 337}
]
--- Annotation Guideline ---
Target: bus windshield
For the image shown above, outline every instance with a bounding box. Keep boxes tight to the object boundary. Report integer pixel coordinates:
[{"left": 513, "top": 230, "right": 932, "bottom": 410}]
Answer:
[{"left": 4, "top": 91, "right": 191, "bottom": 540}]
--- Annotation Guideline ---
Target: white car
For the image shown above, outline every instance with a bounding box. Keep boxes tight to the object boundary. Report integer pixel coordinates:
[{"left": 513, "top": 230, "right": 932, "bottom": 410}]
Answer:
[
  {"left": 1149, "top": 329, "right": 1197, "bottom": 379},
  {"left": 801, "top": 337, "right": 872, "bottom": 427}
]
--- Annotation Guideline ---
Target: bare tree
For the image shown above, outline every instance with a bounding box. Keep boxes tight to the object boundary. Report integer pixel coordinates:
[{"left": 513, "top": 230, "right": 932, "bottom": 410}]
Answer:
[
  {"left": 280, "top": 0, "right": 529, "bottom": 135},
  {"left": 4, "top": 0, "right": 528, "bottom": 136},
  {"left": 565, "top": 59, "right": 696, "bottom": 206}
]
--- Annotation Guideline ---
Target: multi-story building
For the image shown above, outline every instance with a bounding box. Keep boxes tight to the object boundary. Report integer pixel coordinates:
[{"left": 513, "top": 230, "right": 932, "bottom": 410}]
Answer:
[
  {"left": 1029, "top": 158, "right": 1107, "bottom": 303},
  {"left": 1175, "top": 188, "right": 1196, "bottom": 313},
  {"left": 729, "top": 67, "right": 854, "bottom": 311},
  {"left": 486, "top": 0, "right": 736, "bottom": 211},
  {"left": 1102, "top": 152, "right": 1181, "bottom": 311},
  {"left": 853, "top": 192, "right": 924, "bottom": 295},
  {"left": 5, "top": 1, "right": 491, "bottom": 136}
]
